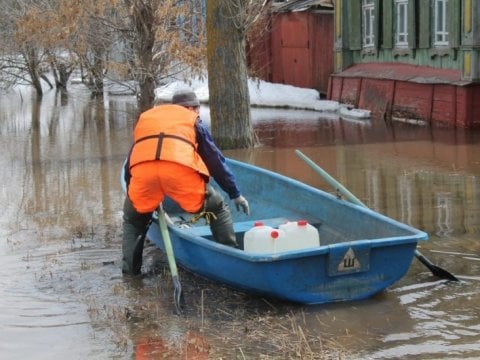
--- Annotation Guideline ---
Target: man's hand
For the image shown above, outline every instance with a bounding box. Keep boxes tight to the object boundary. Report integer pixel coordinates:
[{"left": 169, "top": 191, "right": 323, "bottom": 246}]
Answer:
[{"left": 233, "top": 195, "right": 249, "bottom": 215}]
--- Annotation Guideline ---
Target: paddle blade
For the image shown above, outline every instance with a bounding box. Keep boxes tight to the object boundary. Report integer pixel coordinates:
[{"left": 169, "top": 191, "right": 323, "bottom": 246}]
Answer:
[{"left": 415, "top": 250, "right": 459, "bottom": 281}]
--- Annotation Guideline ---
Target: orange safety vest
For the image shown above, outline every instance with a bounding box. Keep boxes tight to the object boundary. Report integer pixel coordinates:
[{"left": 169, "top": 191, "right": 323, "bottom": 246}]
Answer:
[{"left": 129, "top": 104, "right": 209, "bottom": 177}]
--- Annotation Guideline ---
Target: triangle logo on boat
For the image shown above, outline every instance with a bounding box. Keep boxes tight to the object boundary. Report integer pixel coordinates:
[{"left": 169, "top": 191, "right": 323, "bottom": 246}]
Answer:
[{"left": 338, "top": 247, "right": 361, "bottom": 272}]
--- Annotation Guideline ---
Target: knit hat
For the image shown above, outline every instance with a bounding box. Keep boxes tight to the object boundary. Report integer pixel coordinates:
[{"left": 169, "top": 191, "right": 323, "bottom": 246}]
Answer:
[{"left": 172, "top": 90, "right": 200, "bottom": 107}]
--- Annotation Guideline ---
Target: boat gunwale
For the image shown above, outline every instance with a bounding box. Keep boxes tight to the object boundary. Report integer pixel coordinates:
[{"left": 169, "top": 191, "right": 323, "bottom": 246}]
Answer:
[{"left": 166, "top": 223, "right": 427, "bottom": 263}]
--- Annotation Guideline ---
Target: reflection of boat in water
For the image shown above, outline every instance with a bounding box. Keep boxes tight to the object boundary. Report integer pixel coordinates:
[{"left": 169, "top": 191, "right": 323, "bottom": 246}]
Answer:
[{"left": 143, "top": 159, "right": 428, "bottom": 305}]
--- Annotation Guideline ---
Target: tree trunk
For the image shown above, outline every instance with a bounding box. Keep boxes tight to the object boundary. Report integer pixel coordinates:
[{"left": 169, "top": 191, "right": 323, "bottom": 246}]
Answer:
[
  {"left": 138, "top": 75, "right": 155, "bottom": 115},
  {"left": 23, "top": 48, "right": 43, "bottom": 97},
  {"left": 206, "top": 0, "right": 255, "bottom": 149},
  {"left": 90, "top": 47, "right": 105, "bottom": 97},
  {"left": 52, "top": 62, "right": 73, "bottom": 90},
  {"left": 127, "top": 0, "right": 156, "bottom": 115}
]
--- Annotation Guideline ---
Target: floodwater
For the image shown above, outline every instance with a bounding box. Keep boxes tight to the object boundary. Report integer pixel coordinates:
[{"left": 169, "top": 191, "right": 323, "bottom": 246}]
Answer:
[{"left": 1, "top": 85, "right": 479, "bottom": 360}]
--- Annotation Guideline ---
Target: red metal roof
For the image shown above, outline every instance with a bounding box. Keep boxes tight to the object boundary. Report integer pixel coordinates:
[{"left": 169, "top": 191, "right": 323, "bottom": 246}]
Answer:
[{"left": 335, "top": 63, "right": 469, "bottom": 86}]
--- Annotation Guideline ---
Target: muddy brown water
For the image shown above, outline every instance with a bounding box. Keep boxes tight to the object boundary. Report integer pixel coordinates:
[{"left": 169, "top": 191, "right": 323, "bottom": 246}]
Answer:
[{"left": 1, "top": 86, "right": 479, "bottom": 359}]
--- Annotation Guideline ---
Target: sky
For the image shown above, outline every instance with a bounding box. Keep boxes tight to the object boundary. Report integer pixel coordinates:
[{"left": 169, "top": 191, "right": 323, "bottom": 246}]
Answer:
[{"left": 153, "top": 77, "right": 371, "bottom": 120}]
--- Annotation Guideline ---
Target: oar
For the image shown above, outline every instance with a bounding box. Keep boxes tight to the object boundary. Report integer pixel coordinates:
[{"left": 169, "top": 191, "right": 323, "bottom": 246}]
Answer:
[
  {"left": 158, "top": 204, "right": 183, "bottom": 314},
  {"left": 295, "top": 149, "right": 459, "bottom": 282}
]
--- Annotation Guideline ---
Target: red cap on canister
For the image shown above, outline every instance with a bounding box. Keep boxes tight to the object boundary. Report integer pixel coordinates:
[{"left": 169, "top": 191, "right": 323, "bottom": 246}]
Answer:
[
  {"left": 297, "top": 220, "right": 308, "bottom": 226},
  {"left": 270, "top": 230, "right": 279, "bottom": 239},
  {"left": 254, "top": 221, "right": 264, "bottom": 227}
]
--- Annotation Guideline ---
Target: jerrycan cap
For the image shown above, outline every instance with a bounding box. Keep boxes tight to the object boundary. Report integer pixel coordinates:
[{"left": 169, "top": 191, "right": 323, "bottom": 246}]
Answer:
[
  {"left": 254, "top": 221, "right": 265, "bottom": 227},
  {"left": 297, "top": 220, "right": 308, "bottom": 226},
  {"left": 270, "top": 230, "right": 279, "bottom": 239}
]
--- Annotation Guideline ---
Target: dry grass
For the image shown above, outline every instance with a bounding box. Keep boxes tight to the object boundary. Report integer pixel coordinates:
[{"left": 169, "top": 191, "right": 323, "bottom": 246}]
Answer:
[
  {"left": 51, "top": 224, "right": 353, "bottom": 359},
  {"left": 107, "top": 254, "right": 352, "bottom": 359}
]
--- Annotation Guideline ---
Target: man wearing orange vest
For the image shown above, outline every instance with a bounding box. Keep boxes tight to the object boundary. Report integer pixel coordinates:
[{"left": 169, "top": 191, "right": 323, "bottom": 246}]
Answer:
[{"left": 122, "top": 90, "right": 249, "bottom": 275}]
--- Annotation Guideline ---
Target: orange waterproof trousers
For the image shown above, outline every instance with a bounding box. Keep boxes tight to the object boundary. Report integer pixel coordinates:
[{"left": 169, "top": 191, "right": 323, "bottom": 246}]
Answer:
[{"left": 128, "top": 160, "right": 206, "bottom": 214}]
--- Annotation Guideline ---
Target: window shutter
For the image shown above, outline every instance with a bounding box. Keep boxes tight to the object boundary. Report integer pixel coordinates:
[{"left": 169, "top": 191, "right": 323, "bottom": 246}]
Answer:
[
  {"left": 348, "top": 0, "right": 362, "bottom": 50},
  {"left": 382, "top": 0, "right": 393, "bottom": 49},
  {"left": 448, "top": 0, "right": 460, "bottom": 48},
  {"left": 408, "top": 0, "right": 417, "bottom": 48},
  {"left": 374, "top": 0, "right": 381, "bottom": 49},
  {"left": 418, "top": 0, "right": 431, "bottom": 48}
]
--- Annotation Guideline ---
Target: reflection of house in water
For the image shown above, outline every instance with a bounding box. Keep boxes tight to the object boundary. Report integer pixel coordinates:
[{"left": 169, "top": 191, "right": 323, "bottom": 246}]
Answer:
[
  {"left": 251, "top": 134, "right": 480, "bottom": 238},
  {"left": 398, "top": 174, "right": 413, "bottom": 227},
  {"left": 330, "top": 0, "right": 480, "bottom": 128},
  {"left": 253, "top": 114, "right": 371, "bottom": 147},
  {"left": 435, "top": 191, "right": 453, "bottom": 237},
  {"left": 347, "top": 143, "right": 480, "bottom": 237}
]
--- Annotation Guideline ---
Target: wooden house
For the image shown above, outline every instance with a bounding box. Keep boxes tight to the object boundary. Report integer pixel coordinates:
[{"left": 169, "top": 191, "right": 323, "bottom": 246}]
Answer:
[
  {"left": 248, "top": 0, "right": 335, "bottom": 96},
  {"left": 328, "top": 0, "right": 480, "bottom": 128}
]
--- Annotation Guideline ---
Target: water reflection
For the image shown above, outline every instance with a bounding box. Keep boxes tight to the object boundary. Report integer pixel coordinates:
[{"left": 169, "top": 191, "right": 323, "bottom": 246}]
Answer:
[
  {"left": 0, "top": 87, "right": 134, "bottom": 359},
  {"left": 231, "top": 134, "right": 480, "bottom": 238},
  {"left": 1, "top": 86, "right": 480, "bottom": 359}
]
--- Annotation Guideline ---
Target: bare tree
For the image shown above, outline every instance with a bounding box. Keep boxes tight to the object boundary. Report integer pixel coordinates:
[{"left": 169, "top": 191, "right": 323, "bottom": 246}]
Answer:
[
  {"left": 0, "top": 0, "right": 112, "bottom": 95},
  {"left": 122, "top": 0, "right": 156, "bottom": 112},
  {"left": 69, "top": 0, "right": 115, "bottom": 95},
  {"left": 0, "top": 2, "right": 51, "bottom": 96},
  {"left": 0, "top": 0, "right": 279, "bottom": 151},
  {"left": 206, "top": 0, "right": 268, "bottom": 149},
  {"left": 118, "top": 0, "right": 206, "bottom": 114}
]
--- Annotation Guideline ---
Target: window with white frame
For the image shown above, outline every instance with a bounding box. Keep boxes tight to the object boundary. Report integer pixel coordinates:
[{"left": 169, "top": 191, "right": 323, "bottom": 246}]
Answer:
[
  {"left": 395, "top": 0, "right": 408, "bottom": 47},
  {"left": 434, "top": 0, "right": 448, "bottom": 45},
  {"left": 362, "top": 0, "right": 375, "bottom": 47}
]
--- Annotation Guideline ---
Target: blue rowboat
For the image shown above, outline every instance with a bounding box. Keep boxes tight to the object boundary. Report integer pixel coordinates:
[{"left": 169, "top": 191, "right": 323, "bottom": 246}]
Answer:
[{"left": 142, "top": 159, "right": 428, "bottom": 305}]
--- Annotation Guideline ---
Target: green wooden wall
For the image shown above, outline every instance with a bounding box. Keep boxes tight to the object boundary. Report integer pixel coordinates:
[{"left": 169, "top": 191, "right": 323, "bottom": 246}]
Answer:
[{"left": 334, "top": 0, "right": 480, "bottom": 81}]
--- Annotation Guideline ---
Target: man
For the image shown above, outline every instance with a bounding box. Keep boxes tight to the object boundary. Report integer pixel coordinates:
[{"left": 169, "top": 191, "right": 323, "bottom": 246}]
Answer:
[{"left": 122, "top": 89, "right": 249, "bottom": 275}]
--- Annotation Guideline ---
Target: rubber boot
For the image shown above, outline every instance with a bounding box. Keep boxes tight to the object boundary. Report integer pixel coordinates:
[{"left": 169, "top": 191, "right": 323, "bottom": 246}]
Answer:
[
  {"left": 204, "top": 185, "right": 238, "bottom": 247},
  {"left": 122, "top": 196, "right": 153, "bottom": 275}
]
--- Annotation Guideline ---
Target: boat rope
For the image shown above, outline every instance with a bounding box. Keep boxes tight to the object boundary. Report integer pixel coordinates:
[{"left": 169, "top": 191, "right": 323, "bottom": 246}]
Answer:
[
  {"left": 335, "top": 188, "right": 344, "bottom": 200},
  {"left": 189, "top": 210, "right": 217, "bottom": 225}
]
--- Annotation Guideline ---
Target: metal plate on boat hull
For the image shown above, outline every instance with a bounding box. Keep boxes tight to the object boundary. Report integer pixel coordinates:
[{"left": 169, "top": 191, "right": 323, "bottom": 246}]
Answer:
[{"left": 328, "top": 245, "right": 370, "bottom": 276}]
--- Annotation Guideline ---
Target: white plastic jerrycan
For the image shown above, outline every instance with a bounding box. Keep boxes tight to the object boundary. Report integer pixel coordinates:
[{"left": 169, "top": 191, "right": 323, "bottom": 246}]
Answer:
[
  {"left": 244, "top": 221, "right": 284, "bottom": 254},
  {"left": 277, "top": 220, "right": 320, "bottom": 252}
]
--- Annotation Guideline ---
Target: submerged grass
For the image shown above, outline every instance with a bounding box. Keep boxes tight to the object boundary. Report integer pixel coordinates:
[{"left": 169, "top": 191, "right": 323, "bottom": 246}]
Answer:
[
  {"left": 109, "top": 243, "right": 352, "bottom": 359},
  {"left": 35, "top": 223, "right": 351, "bottom": 359}
]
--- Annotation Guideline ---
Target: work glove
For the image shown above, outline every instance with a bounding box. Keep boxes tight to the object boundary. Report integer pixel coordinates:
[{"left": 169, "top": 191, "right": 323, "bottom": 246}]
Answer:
[{"left": 233, "top": 195, "right": 250, "bottom": 215}]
